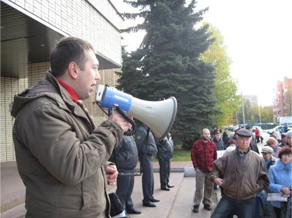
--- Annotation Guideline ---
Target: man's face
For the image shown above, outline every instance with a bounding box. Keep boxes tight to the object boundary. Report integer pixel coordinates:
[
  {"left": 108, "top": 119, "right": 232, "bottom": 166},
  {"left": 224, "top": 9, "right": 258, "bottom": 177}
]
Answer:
[
  {"left": 214, "top": 133, "right": 221, "bottom": 140},
  {"left": 287, "top": 136, "right": 292, "bottom": 146},
  {"left": 281, "top": 137, "right": 287, "bottom": 144},
  {"left": 202, "top": 130, "right": 210, "bottom": 141},
  {"left": 75, "top": 50, "right": 100, "bottom": 100},
  {"left": 237, "top": 136, "right": 251, "bottom": 152},
  {"left": 262, "top": 152, "right": 272, "bottom": 161}
]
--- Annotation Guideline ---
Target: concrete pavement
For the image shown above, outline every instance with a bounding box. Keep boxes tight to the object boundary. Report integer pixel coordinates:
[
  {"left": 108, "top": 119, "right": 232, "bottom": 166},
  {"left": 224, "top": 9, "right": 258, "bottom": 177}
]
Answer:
[
  {"left": 108, "top": 162, "right": 219, "bottom": 218},
  {"left": 1, "top": 161, "right": 219, "bottom": 218},
  {"left": 1, "top": 133, "right": 268, "bottom": 218}
]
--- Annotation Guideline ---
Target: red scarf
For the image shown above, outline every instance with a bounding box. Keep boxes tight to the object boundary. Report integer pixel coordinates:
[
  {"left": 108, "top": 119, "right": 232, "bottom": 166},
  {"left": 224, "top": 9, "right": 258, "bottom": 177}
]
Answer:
[{"left": 56, "top": 78, "right": 79, "bottom": 102}]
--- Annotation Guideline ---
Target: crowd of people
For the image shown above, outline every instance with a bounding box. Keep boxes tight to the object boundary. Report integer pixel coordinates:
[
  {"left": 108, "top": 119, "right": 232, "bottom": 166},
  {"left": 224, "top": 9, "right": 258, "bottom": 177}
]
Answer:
[
  {"left": 10, "top": 36, "right": 291, "bottom": 218},
  {"left": 191, "top": 126, "right": 292, "bottom": 218}
]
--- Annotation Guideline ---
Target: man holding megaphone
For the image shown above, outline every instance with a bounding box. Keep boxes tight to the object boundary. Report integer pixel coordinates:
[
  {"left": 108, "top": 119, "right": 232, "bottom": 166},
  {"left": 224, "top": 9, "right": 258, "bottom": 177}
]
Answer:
[{"left": 10, "top": 37, "right": 132, "bottom": 218}]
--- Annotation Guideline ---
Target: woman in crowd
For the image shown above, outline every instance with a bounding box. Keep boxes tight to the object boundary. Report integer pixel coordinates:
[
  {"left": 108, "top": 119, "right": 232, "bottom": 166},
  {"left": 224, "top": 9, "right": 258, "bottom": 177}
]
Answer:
[
  {"left": 268, "top": 146, "right": 292, "bottom": 218},
  {"left": 266, "top": 137, "right": 281, "bottom": 158},
  {"left": 224, "top": 139, "right": 236, "bottom": 153}
]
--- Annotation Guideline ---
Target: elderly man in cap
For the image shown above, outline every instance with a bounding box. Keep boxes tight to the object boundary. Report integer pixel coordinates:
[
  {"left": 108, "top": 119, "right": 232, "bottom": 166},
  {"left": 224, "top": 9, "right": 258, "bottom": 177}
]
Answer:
[{"left": 209, "top": 129, "right": 270, "bottom": 218}]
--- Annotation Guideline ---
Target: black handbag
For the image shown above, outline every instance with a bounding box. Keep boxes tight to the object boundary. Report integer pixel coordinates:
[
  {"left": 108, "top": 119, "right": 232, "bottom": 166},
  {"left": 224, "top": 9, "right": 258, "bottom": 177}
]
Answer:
[{"left": 108, "top": 192, "right": 124, "bottom": 217}]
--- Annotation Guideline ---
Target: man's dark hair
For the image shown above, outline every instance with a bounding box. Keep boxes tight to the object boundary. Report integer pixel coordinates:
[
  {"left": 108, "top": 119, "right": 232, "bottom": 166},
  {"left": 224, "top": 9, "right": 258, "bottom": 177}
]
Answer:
[
  {"left": 246, "top": 125, "right": 251, "bottom": 130},
  {"left": 50, "top": 37, "right": 95, "bottom": 77}
]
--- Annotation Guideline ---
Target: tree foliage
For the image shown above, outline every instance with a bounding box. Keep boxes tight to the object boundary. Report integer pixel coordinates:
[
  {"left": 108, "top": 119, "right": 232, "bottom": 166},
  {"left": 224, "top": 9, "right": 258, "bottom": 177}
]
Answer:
[
  {"left": 117, "top": 0, "right": 217, "bottom": 147},
  {"left": 199, "top": 23, "right": 240, "bottom": 129},
  {"left": 260, "top": 106, "right": 273, "bottom": 123},
  {"left": 237, "top": 99, "right": 273, "bottom": 124}
]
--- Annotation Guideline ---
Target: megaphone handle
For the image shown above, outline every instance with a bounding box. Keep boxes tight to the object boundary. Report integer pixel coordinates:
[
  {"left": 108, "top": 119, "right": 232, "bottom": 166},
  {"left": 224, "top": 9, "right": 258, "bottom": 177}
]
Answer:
[{"left": 114, "top": 106, "right": 136, "bottom": 136}]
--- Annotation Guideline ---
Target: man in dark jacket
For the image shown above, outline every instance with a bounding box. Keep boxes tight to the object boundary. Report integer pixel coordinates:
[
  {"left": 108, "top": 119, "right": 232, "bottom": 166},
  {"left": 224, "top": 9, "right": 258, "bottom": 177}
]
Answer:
[
  {"left": 212, "top": 128, "right": 225, "bottom": 150},
  {"left": 209, "top": 129, "right": 269, "bottom": 218},
  {"left": 191, "top": 128, "right": 217, "bottom": 213},
  {"left": 111, "top": 135, "right": 141, "bottom": 215},
  {"left": 10, "top": 37, "right": 131, "bottom": 218},
  {"left": 156, "top": 133, "right": 174, "bottom": 191},
  {"left": 135, "top": 124, "right": 159, "bottom": 207}
]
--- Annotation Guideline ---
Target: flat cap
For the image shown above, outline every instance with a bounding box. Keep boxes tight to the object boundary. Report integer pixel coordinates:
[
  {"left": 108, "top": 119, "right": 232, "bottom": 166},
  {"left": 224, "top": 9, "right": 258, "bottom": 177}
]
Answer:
[
  {"left": 213, "top": 128, "right": 222, "bottom": 134},
  {"left": 236, "top": 129, "right": 252, "bottom": 138},
  {"left": 281, "top": 133, "right": 287, "bottom": 137},
  {"left": 261, "top": 146, "right": 273, "bottom": 154}
]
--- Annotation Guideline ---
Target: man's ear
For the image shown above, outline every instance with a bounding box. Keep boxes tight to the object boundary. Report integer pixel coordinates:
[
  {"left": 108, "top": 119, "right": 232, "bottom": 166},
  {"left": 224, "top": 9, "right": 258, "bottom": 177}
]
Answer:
[{"left": 68, "top": 62, "right": 79, "bottom": 79}]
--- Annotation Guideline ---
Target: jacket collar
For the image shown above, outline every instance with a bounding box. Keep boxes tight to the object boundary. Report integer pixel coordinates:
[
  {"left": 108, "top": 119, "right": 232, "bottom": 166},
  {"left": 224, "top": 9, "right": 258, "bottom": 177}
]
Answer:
[{"left": 274, "top": 159, "right": 292, "bottom": 171}]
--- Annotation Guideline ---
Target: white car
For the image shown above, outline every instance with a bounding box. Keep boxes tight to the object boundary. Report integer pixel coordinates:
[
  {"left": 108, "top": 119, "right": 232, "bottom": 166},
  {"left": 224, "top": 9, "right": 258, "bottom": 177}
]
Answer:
[{"left": 267, "top": 125, "right": 292, "bottom": 135}]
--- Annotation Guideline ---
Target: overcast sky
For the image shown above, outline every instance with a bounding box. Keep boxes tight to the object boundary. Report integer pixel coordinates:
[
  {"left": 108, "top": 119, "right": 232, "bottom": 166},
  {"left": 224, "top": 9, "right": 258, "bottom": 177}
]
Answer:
[{"left": 111, "top": 0, "right": 292, "bottom": 106}]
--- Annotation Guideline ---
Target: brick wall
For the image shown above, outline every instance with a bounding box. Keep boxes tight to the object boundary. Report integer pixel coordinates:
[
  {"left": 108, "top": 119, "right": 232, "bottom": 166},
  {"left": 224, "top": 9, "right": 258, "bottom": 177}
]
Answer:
[
  {"left": 0, "top": 77, "right": 28, "bottom": 162},
  {"left": 0, "top": 63, "right": 120, "bottom": 162}
]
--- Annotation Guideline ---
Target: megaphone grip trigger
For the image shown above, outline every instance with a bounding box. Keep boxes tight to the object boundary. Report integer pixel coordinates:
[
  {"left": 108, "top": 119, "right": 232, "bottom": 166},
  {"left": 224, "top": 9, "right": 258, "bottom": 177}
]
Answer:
[{"left": 114, "top": 106, "right": 136, "bottom": 136}]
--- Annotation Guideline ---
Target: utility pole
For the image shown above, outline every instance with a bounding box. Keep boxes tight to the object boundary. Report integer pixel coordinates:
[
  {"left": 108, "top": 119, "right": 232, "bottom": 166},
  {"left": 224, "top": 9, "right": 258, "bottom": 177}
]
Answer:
[
  {"left": 241, "top": 92, "right": 246, "bottom": 125},
  {"left": 258, "top": 103, "right": 262, "bottom": 124}
]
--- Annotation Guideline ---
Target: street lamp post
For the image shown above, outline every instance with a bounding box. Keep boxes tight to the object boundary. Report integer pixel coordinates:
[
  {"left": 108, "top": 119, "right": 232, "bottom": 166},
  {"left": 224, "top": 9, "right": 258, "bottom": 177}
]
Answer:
[
  {"left": 258, "top": 104, "right": 262, "bottom": 124},
  {"left": 241, "top": 92, "right": 246, "bottom": 125}
]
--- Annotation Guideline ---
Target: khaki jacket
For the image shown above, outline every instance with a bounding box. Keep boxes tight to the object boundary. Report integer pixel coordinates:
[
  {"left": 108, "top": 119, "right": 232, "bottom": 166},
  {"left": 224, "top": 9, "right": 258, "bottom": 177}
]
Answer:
[
  {"left": 10, "top": 72, "right": 123, "bottom": 217},
  {"left": 209, "top": 148, "right": 269, "bottom": 200}
]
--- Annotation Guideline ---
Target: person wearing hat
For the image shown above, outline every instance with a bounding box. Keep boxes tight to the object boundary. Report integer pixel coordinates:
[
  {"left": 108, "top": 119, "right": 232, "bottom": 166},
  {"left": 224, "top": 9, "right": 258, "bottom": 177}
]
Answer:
[
  {"left": 257, "top": 146, "right": 276, "bottom": 217},
  {"left": 209, "top": 129, "right": 269, "bottom": 218},
  {"left": 286, "top": 130, "right": 292, "bottom": 147},
  {"left": 246, "top": 125, "right": 259, "bottom": 154},
  {"left": 261, "top": 146, "right": 277, "bottom": 170},
  {"left": 212, "top": 128, "right": 225, "bottom": 151},
  {"left": 279, "top": 133, "right": 287, "bottom": 147}
]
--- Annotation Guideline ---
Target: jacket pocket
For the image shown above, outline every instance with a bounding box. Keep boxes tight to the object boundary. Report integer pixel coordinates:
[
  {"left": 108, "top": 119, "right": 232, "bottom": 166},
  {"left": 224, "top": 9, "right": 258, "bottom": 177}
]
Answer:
[{"left": 81, "top": 181, "right": 92, "bottom": 210}]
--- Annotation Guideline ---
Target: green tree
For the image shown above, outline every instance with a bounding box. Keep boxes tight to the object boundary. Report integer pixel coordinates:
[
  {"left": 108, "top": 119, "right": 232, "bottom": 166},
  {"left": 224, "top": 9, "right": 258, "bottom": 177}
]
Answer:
[
  {"left": 260, "top": 106, "right": 273, "bottom": 123},
  {"left": 118, "top": 0, "right": 216, "bottom": 147},
  {"left": 199, "top": 23, "right": 240, "bottom": 128}
]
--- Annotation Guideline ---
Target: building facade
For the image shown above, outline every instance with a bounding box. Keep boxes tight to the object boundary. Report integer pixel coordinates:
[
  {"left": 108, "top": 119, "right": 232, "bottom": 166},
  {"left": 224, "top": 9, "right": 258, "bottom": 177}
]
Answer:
[
  {"left": 1, "top": 0, "right": 124, "bottom": 162},
  {"left": 273, "top": 77, "right": 292, "bottom": 118}
]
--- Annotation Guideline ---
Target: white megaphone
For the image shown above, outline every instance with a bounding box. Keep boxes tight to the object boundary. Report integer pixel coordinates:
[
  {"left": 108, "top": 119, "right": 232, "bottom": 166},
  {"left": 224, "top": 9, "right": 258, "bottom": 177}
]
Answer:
[{"left": 96, "top": 85, "right": 177, "bottom": 140}]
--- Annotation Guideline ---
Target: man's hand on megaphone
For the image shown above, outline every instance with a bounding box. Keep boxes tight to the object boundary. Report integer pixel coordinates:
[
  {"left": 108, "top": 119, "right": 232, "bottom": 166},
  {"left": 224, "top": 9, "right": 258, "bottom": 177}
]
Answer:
[{"left": 109, "top": 113, "right": 132, "bottom": 133}]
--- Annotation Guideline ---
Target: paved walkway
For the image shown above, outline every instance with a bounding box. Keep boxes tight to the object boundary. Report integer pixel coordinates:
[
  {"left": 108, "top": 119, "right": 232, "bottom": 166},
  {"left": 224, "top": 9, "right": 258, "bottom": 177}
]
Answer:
[
  {"left": 1, "top": 161, "right": 220, "bottom": 218},
  {"left": 1, "top": 131, "right": 268, "bottom": 218}
]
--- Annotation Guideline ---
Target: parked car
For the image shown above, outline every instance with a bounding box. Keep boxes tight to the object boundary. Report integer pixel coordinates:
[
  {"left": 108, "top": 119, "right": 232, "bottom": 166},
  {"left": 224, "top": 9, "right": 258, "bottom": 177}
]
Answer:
[{"left": 267, "top": 125, "right": 292, "bottom": 135}]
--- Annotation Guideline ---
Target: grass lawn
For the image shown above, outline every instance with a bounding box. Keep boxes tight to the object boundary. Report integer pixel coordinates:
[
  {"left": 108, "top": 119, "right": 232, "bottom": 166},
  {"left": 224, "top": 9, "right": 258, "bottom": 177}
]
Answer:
[
  {"left": 153, "top": 149, "right": 191, "bottom": 162},
  {"left": 172, "top": 149, "right": 191, "bottom": 162}
]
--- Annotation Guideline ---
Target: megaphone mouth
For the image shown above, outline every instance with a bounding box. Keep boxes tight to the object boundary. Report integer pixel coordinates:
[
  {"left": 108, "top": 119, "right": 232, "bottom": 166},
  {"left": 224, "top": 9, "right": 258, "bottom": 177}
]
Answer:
[
  {"left": 159, "top": 97, "right": 177, "bottom": 139},
  {"left": 96, "top": 85, "right": 178, "bottom": 140}
]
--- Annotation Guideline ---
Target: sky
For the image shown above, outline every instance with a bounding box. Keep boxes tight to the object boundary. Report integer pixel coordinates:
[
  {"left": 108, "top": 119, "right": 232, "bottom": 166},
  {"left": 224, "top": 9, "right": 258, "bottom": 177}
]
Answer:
[{"left": 111, "top": 0, "right": 292, "bottom": 106}]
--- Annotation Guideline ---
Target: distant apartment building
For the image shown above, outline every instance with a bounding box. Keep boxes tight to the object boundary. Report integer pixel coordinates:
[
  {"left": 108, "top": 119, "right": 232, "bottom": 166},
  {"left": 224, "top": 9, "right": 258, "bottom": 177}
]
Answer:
[
  {"left": 242, "top": 95, "right": 258, "bottom": 106},
  {"left": 1, "top": 0, "right": 124, "bottom": 162},
  {"left": 273, "top": 77, "right": 292, "bottom": 118}
]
